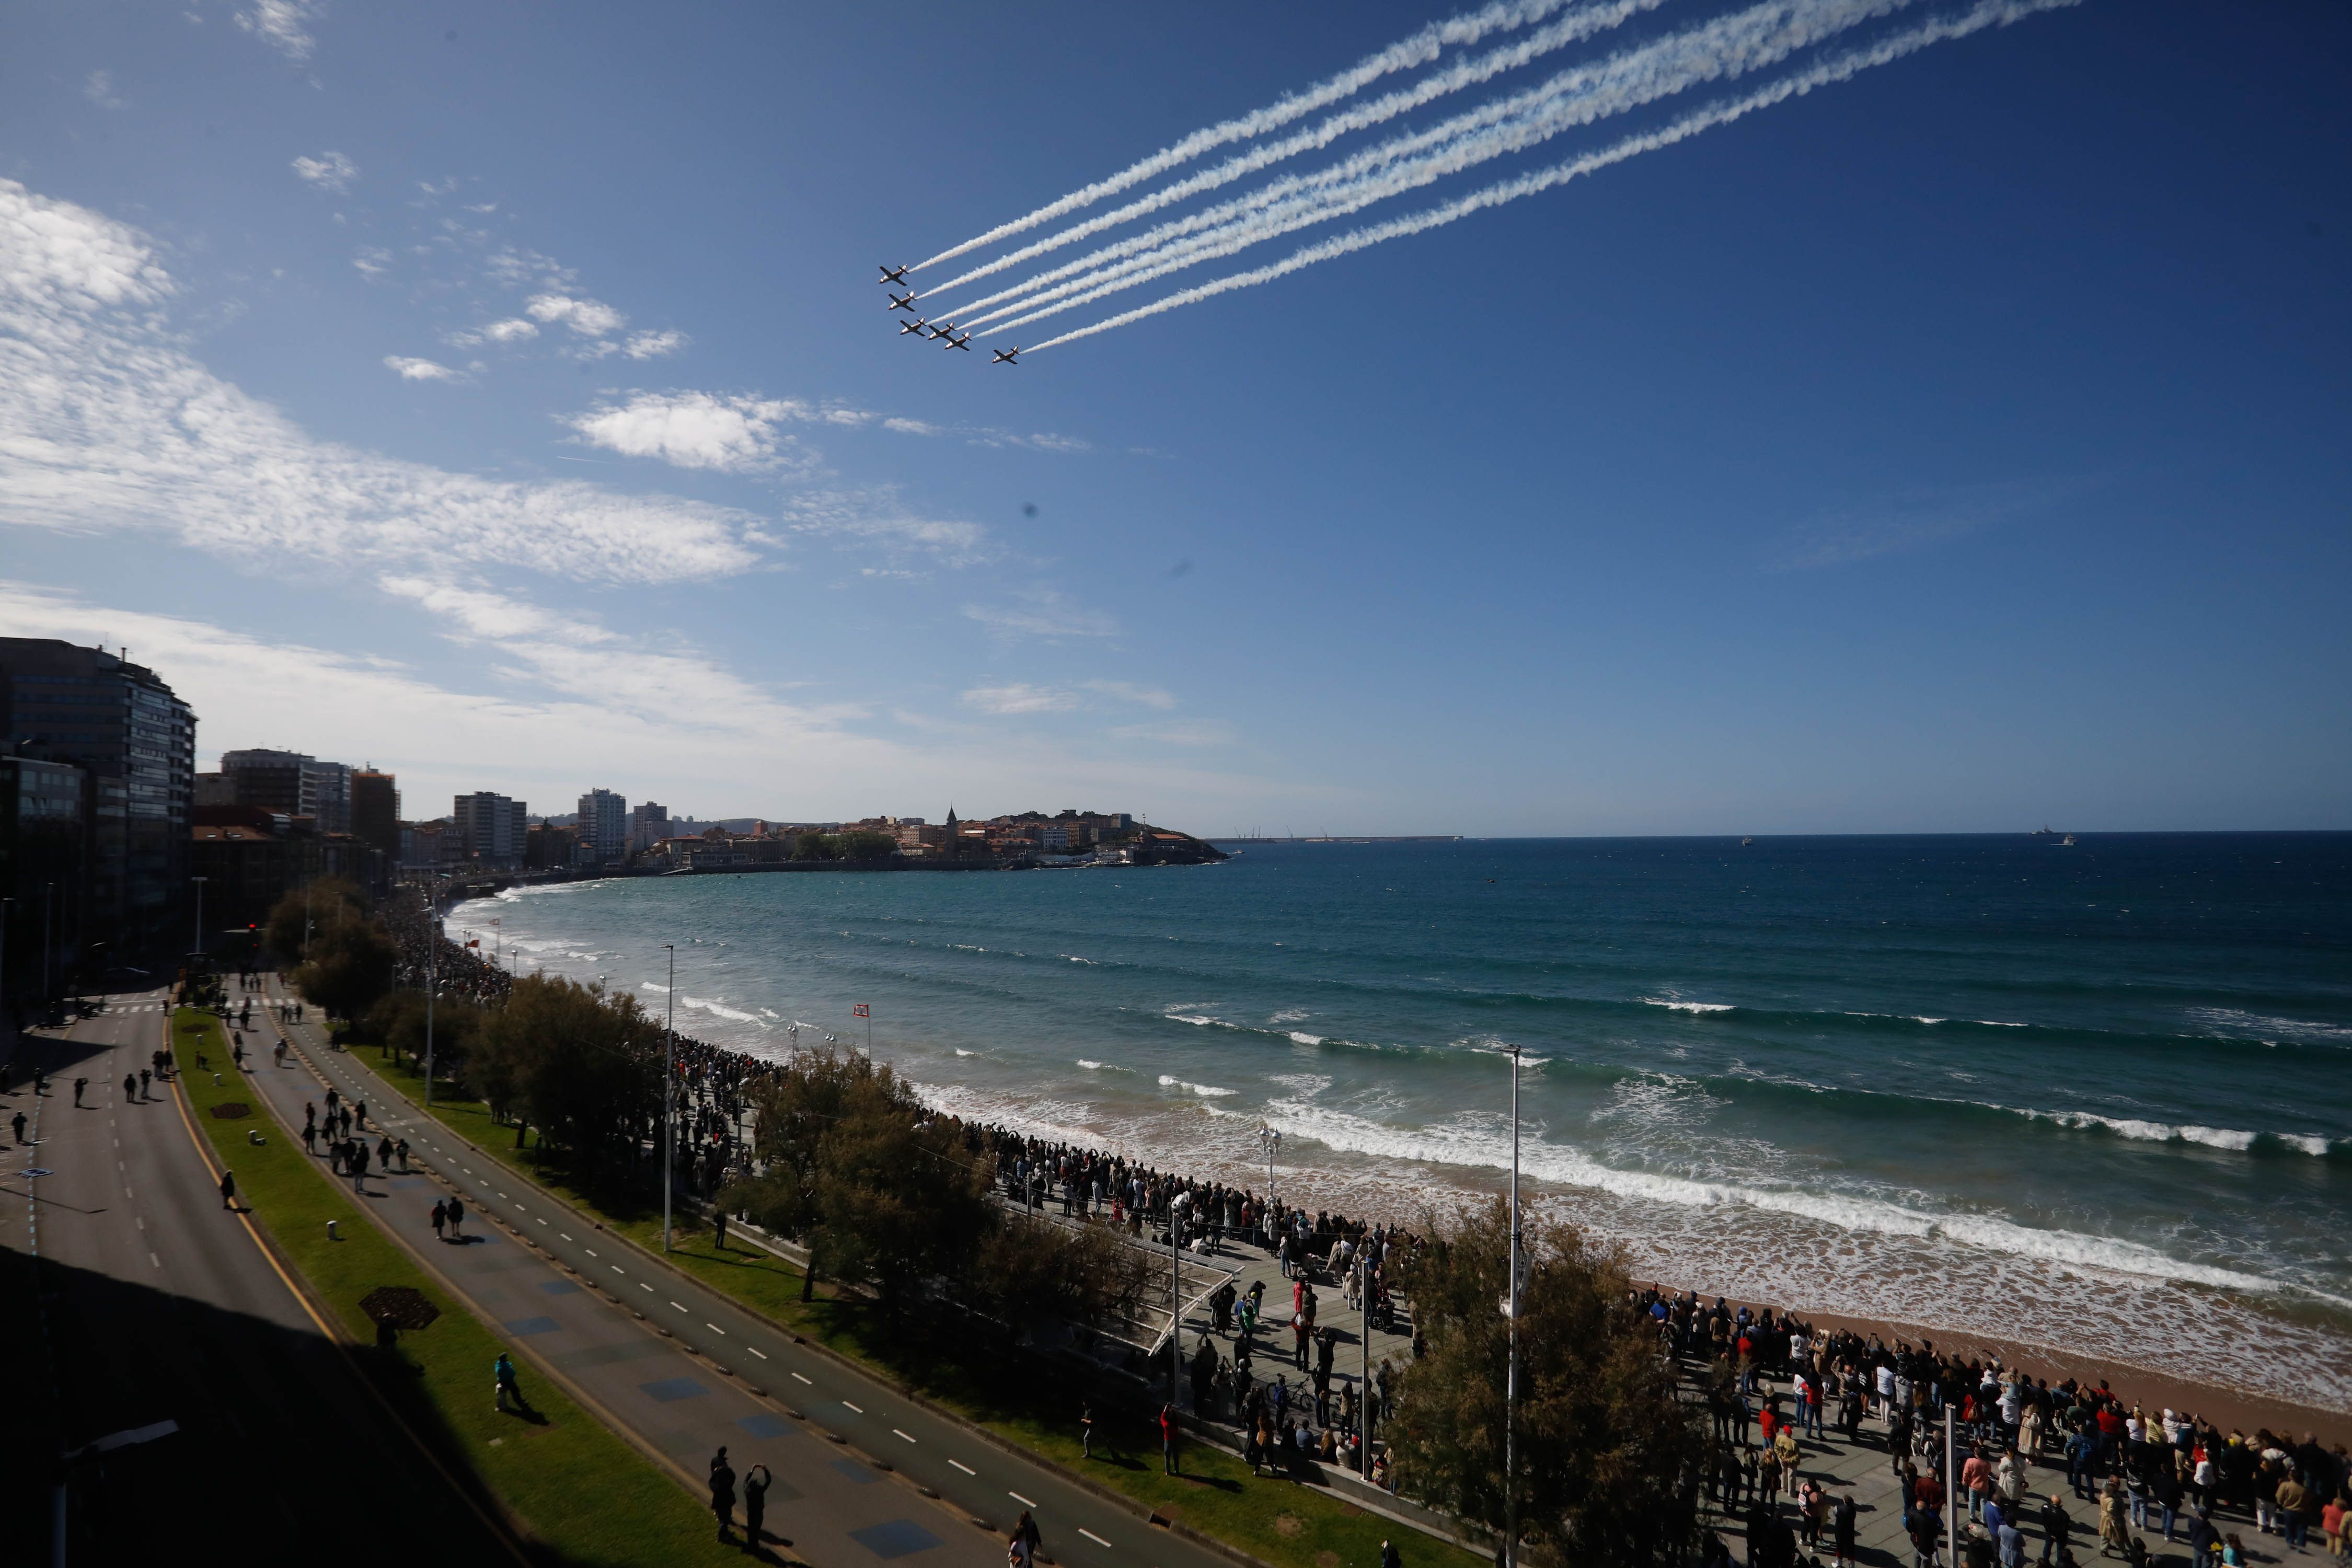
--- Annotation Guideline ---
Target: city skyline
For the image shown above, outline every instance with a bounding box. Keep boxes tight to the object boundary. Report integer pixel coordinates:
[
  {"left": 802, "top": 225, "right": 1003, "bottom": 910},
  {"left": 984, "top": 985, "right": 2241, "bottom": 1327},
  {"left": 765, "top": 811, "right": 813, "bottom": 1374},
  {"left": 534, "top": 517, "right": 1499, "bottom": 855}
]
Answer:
[{"left": 2, "top": 3, "right": 2346, "bottom": 834}]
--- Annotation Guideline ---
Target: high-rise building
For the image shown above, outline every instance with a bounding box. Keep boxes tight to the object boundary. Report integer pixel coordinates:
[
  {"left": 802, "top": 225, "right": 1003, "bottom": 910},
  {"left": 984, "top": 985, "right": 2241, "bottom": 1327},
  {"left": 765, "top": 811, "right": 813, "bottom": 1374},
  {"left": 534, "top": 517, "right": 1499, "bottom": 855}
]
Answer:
[
  {"left": 578, "top": 788, "right": 627, "bottom": 862},
  {"left": 452, "top": 791, "right": 527, "bottom": 867},
  {"left": 352, "top": 769, "right": 400, "bottom": 859},
  {"left": 628, "top": 800, "right": 669, "bottom": 854},
  {"left": 220, "top": 749, "right": 354, "bottom": 833},
  {"left": 0, "top": 639, "right": 195, "bottom": 967}
]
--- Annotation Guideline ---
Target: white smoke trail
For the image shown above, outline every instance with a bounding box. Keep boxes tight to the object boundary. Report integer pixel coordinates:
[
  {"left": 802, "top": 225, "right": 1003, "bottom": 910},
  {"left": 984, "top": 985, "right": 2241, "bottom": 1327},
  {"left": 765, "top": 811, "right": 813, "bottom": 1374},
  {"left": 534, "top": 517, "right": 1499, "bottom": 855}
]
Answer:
[
  {"left": 974, "top": 0, "right": 1917, "bottom": 334},
  {"left": 915, "top": 0, "right": 1592, "bottom": 271},
  {"left": 922, "top": 0, "right": 1674, "bottom": 292},
  {"left": 1021, "top": 0, "right": 2079, "bottom": 353}
]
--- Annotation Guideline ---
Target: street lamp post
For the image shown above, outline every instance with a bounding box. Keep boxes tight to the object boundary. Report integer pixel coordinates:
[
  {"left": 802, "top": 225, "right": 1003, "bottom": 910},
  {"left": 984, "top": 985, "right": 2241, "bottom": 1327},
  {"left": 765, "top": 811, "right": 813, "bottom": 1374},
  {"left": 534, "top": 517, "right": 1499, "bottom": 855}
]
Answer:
[
  {"left": 423, "top": 900, "right": 439, "bottom": 1109},
  {"left": 190, "top": 877, "right": 207, "bottom": 965},
  {"left": 1358, "top": 1243, "right": 1373, "bottom": 1474},
  {"left": 0, "top": 896, "right": 13, "bottom": 1034},
  {"left": 1257, "top": 1123, "right": 1280, "bottom": 1247},
  {"left": 663, "top": 942, "right": 675, "bottom": 1253},
  {"left": 42, "top": 882, "right": 54, "bottom": 1002},
  {"left": 1505, "top": 1042, "right": 1523, "bottom": 1568}
]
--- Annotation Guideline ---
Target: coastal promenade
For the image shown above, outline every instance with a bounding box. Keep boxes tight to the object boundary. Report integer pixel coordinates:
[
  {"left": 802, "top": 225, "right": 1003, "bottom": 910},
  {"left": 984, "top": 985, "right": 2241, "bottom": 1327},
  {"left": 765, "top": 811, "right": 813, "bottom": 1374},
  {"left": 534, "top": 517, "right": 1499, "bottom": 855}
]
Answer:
[{"left": 249, "top": 978, "right": 1244, "bottom": 1568}]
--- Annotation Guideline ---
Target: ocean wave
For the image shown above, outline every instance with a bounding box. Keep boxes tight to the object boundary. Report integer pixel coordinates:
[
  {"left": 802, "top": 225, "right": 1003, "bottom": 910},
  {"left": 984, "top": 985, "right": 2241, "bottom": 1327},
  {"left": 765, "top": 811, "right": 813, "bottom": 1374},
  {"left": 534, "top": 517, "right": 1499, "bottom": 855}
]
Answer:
[
  {"left": 1059, "top": 954, "right": 1099, "bottom": 965},
  {"left": 954, "top": 1048, "right": 978, "bottom": 1058},
  {"left": 1251, "top": 1097, "right": 2346, "bottom": 1305},
  {"left": 1271, "top": 1009, "right": 1312, "bottom": 1024},
  {"left": 1075, "top": 1058, "right": 1134, "bottom": 1073},
  {"left": 2185, "top": 1008, "right": 2352, "bottom": 1048},
  {"left": 2009, "top": 1108, "right": 2337, "bottom": 1157},
  {"left": 1159, "top": 1075, "right": 1237, "bottom": 1097},
  {"left": 1288, "top": 1032, "right": 1325, "bottom": 1046},
  {"left": 1644, "top": 999, "right": 1736, "bottom": 1014},
  {"left": 1166, "top": 1013, "right": 1246, "bottom": 1031},
  {"left": 640, "top": 981, "right": 670, "bottom": 993},
  {"left": 681, "top": 995, "right": 766, "bottom": 1026}
]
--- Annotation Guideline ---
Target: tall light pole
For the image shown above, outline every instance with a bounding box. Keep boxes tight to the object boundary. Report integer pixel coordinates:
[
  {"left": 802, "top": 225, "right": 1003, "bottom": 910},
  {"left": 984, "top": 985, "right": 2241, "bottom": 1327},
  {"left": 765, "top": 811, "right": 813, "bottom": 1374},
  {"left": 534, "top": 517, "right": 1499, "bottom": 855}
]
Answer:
[
  {"left": 423, "top": 897, "right": 439, "bottom": 1109},
  {"left": 1358, "top": 1242, "right": 1373, "bottom": 1475},
  {"left": 1258, "top": 1123, "right": 1280, "bottom": 1245},
  {"left": 42, "top": 882, "right": 54, "bottom": 1001},
  {"left": 0, "top": 896, "right": 13, "bottom": 1033},
  {"left": 1170, "top": 1191, "right": 1184, "bottom": 1414},
  {"left": 663, "top": 942, "right": 675, "bottom": 1253},
  {"left": 1505, "top": 1042, "right": 1523, "bottom": 1568},
  {"left": 190, "top": 877, "right": 207, "bottom": 965}
]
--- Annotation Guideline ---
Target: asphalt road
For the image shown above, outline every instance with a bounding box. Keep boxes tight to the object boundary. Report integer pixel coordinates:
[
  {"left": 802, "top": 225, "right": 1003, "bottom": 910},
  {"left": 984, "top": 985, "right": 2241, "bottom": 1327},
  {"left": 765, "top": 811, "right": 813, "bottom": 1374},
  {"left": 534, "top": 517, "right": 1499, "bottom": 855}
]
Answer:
[
  {"left": 0, "top": 991, "right": 520, "bottom": 1566},
  {"left": 248, "top": 982, "right": 1242, "bottom": 1568}
]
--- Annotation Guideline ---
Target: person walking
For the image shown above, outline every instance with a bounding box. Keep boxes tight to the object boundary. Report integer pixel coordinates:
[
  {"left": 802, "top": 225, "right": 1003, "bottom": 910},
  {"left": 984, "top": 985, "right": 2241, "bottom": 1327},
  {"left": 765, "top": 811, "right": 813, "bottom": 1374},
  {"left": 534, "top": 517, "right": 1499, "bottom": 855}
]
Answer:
[
  {"left": 741, "top": 1463, "right": 769, "bottom": 1551},
  {"left": 432, "top": 1198, "right": 448, "bottom": 1240},
  {"left": 709, "top": 1446, "right": 737, "bottom": 1541},
  {"left": 1080, "top": 1400, "right": 1094, "bottom": 1460},
  {"left": 73, "top": 1077, "right": 86, "bottom": 1107},
  {"left": 1381, "top": 1539, "right": 1403, "bottom": 1568},
  {"left": 447, "top": 1196, "right": 466, "bottom": 1238},
  {"left": 219, "top": 1168, "right": 237, "bottom": 1209},
  {"left": 139, "top": 1068, "right": 151, "bottom": 1099},
  {"left": 1010, "top": 1509, "right": 1041, "bottom": 1567},
  {"left": 122, "top": 1073, "right": 137, "bottom": 1103},
  {"left": 1161, "top": 1401, "right": 1180, "bottom": 1475},
  {"left": 494, "top": 1351, "right": 524, "bottom": 1412},
  {"left": 9, "top": 1110, "right": 24, "bottom": 1145}
]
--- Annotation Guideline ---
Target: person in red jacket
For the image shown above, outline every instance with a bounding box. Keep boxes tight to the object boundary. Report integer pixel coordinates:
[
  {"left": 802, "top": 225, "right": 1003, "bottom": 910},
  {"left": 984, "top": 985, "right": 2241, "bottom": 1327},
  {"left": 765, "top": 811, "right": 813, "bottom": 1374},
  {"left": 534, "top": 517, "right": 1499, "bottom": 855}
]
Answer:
[{"left": 1161, "top": 1402, "right": 1180, "bottom": 1475}]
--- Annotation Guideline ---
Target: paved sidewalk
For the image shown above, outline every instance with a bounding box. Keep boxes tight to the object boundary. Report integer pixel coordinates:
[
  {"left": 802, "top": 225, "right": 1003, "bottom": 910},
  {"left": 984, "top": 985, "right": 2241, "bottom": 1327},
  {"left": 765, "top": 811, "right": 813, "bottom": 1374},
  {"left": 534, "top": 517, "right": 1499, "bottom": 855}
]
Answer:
[{"left": 250, "top": 983, "right": 1241, "bottom": 1568}]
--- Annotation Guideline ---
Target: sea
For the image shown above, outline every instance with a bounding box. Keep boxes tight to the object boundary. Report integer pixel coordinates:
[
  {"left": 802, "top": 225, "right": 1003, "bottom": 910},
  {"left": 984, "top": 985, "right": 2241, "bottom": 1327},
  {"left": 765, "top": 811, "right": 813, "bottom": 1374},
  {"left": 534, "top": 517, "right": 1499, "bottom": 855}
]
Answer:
[{"left": 451, "top": 833, "right": 2352, "bottom": 1413}]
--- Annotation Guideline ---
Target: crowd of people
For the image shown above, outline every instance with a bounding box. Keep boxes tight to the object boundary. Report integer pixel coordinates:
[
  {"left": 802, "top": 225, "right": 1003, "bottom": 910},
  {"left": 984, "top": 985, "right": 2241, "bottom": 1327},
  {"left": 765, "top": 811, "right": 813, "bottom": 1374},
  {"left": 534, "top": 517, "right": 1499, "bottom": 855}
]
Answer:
[{"left": 1635, "top": 1285, "right": 2352, "bottom": 1568}]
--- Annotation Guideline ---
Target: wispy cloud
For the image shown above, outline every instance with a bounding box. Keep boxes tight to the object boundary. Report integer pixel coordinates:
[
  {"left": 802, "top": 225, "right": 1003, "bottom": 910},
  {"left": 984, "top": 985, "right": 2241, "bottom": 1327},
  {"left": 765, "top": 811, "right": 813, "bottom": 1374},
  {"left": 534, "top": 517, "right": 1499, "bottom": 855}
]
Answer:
[
  {"left": 0, "top": 178, "right": 760, "bottom": 585},
  {"left": 567, "top": 392, "right": 806, "bottom": 475},
  {"left": 84, "top": 70, "right": 125, "bottom": 110},
  {"left": 291, "top": 151, "right": 358, "bottom": 193},
  {"left": 527, "top": 292, "right": 626, "bottom": 337},
  {"left": 1112, "top": 719, "right": 1237, "bottom": 746},
  {"left": 444, "top": 317, "right": 538, "bottom": 349},
  {"left": 383, "top": 355, "right": 458, "bottom": 382},
  {"left": 237, "top": 0, "right": 320, "bottom": 62},
  {"left": 781, "top": 488, "right": 990, "bottom": 567},
  {"left": 378, "top": 577, "right": 614, "bottom": 643},
  {"left": 964, "top": 589, "right": 1118, "bottom": 639},
  {"left": 963, "top": 684, "right": 1079, "bottom": 716},
  {"left": 1777, "top": 477, "right": 2091, "bottom": 569},
  {"left": 1084, "top": 679, "right": 1175, "bottom": 709},
  {"left": 625, "top": 329, "right": 688, "bottom": 359}
]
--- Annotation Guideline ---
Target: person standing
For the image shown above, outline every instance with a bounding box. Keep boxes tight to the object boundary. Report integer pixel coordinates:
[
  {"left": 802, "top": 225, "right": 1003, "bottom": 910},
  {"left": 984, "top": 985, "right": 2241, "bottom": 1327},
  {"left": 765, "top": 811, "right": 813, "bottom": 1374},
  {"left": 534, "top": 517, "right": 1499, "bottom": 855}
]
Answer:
[
  {"left": 447, "top": 1196, "right": 466, "bottom": 1238},
  {"left": 2040, "top": 1495, "right": 2074, "bottom": 1566},
  {"left": 1080, "top": 1400, "right": 1094, "bottom": 1460},
  {"left": 219, "top": 1169, "right": 237, "bottom": 1209},
  {"left": 1161, "top": 1401, "right": 1179, "bottom": 1475},
  {"left": 73, "top": 1077, "right": 87, "bottom": 1107},
  {"left": 741, "top": 1463, "right": 769, "bottom": 1550},
  {"left": 432, "top": 1199, "right": 448, "bottom": 1240},
  {"left": 708, "top": 1446, "right": 737, "bottom": 1541}
]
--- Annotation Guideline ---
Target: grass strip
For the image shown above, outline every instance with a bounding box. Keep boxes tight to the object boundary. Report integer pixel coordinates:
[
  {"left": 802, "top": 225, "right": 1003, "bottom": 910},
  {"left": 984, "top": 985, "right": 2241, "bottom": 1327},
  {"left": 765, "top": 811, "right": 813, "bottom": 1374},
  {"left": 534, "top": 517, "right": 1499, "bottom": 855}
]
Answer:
[
  {"left": 174, "top": 1012, "right": 740, "bottom": 1568},
  {"left": 365, "top": 1045, "right": 1484, "bottom": 1568}
]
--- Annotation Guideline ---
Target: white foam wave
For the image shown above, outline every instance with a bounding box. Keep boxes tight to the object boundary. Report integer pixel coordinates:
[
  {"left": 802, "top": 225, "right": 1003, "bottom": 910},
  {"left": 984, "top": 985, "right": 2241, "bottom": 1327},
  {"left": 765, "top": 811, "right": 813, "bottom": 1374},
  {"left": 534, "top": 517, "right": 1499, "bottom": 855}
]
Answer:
[
  {"left": 2187, "top": 1008, "right": 2352, "bottom": 1047},
  {"left": 681, "top": 994, "right": 766, "bottom": 1026},
  {"left": 1166, "top": 1013, "right": 1243, "bottom": 1030},
  {"left": 1253, "top": 1097, "right": 2345, "bottom": 1304},
  {"left": 1288, "top": 1031, "right": 1325, "bottom": 1046},
  {"left": 1271, "top": 1009, "right": 1311, "bottom": 1024},
  {"left": 640, "top": 981, "right": 670, "bottom": 993},
  {"left": 1644, "top": 998, "right": 1735, "bottom": 1013},
  {"left": 1159, "top": 1074, "right": 1238, "bottom": 1097},
  {"left": 954, "top": 1048, "right": 978, "bottom": 1058},
  {"left": 1059, "top": 954, "right": 1099, "bottom": 965},
  {"left": 2011, "top": 1108, "right": 2336, "bottom": 1156}
]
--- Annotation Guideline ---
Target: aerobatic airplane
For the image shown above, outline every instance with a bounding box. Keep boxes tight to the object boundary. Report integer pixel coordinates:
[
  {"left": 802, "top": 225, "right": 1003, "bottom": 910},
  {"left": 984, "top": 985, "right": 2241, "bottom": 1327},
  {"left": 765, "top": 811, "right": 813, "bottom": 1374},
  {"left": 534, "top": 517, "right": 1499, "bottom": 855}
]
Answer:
[
  {"left": 990, "top": 347, "right": 1021, "bottom": 364},
  {"left": 899, "top": 317, "right": 930, "bottom": 336},
  {"left": 877, "top": 263, "right": 910, "bottom": 285},
  {"left": 887, "top": 291, "right": 918, "bottom": 312},
  {"left": 943, "top": 330, "right": 973, "bottom": 351}
]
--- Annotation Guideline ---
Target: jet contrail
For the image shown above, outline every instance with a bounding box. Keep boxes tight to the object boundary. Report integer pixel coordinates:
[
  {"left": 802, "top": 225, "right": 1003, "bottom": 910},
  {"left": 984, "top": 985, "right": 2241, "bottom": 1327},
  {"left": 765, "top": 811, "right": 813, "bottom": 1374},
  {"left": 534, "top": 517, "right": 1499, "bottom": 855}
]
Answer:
[
  {"left": 1018, "top": 0, "right": 2079, "bottom": 353},
  {"left": 915, "top": 0, "right": 1598, "bottom": 271},
  {"left": 970, "top": 0, "right": 1920, "bottom": 334},
  {"left": 920, "top": 0, "right": 1675, "bottom": 291}
]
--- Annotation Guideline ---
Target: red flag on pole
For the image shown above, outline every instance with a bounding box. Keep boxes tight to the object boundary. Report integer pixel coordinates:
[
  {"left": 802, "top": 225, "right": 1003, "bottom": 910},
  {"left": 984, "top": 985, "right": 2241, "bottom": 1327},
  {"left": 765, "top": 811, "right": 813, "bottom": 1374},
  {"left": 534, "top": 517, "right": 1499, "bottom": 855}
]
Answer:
[{"left": 852, "top": 1004, "right": 870, "bottom": 1018}]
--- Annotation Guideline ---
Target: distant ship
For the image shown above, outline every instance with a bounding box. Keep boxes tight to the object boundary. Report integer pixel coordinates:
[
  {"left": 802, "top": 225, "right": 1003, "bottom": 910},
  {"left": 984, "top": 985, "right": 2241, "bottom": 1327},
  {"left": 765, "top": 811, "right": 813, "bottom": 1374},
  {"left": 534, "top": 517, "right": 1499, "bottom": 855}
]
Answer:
[
  {"left": 2061, "top": 834, "right": 2076, "bottom": 846},
  {"left": 1741, "top": 837, "right": 1754, "bottom": 846},
  {"left": 2030, "top": 825, "right": 2062, "bottom": 837}
]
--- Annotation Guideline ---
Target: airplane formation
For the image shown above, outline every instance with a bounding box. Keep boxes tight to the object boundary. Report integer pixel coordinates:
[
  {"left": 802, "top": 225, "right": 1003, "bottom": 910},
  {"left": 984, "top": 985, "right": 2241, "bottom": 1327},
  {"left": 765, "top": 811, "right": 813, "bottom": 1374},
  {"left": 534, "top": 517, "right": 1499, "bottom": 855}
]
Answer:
[{"left": 878, "top": 263, "right": 1014, "bottom": 363}]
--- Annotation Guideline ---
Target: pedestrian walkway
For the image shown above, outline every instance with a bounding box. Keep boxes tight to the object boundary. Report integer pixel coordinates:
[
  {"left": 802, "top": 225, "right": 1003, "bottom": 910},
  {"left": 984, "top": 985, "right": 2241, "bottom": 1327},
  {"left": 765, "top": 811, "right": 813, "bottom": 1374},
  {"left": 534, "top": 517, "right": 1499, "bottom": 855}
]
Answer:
[{"left": 247, "top": 980, "right": 1237, "bottom": 1568}]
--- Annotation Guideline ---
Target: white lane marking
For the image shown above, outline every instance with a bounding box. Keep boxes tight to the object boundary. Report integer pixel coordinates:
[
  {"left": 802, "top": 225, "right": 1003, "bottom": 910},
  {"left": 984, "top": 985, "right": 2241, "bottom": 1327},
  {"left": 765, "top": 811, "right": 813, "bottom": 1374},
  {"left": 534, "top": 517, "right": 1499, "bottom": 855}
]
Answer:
[
  {"left": 535, "top": 1218, "right": 547, "bottom": 1226},
  {"left": 791, "top": 1373, "right": 813, "bottom": 1386},
  {"left": 706, "top": 1323, "right": 726, "bottom": 1335},
  {"left": 640, "top": 1283, "right": 654, "bottom": 1293},
  {"left": 150, "top": 1252, "right": 162, "bottom": 1269},
  {"left": 513, "top": 1202, "right": 525, "bottom": 1210},
  {"left": 1079, "top": 1528, "right": 1113, "bottom": 1549},
  {"left": 747, "top": 1347, "right": 768, "bottom": 1361},
  {"left": 585, "top": 1249, "right": 598, "bottom": 1258},
  {"left": 842, "top": 1401, "right": 864, "bottom": 1414},
  {"left": 950, "top": 1459, "right": 977, "bottom": 1475},
  {"left": 1008, "top": 1491, "right": 1036, "bottom": 1507},
  {"left": 560, "top": 1232, "right": 573, "bottom": 1241},
  {"left": 893, "top": 1428, "right": 917, "bottom": 1444},
  {"left": 671, "top": 1301, "right": 688, "bottom": 1313},
  {"left": 135, "top": 1216, "right": 145, "bottom": 1231}
]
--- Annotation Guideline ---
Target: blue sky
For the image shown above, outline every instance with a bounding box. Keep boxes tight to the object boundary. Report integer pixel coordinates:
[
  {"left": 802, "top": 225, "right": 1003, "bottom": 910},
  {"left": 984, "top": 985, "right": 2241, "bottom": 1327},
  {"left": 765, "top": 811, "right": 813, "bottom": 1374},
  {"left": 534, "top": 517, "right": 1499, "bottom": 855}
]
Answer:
[{"left": 2, "top": 0, "right": 2345, "bottom": 834}]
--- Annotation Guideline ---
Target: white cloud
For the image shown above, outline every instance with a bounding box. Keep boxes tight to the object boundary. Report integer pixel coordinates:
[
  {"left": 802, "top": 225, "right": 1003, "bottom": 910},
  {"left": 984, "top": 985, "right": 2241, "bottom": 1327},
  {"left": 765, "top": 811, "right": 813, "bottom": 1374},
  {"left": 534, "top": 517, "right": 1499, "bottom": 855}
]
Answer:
[
  {"left": 445, "top": 317, "right": 539, "bottom": 349},
  {"left": 964, "top": 589, "right": 1117, "bottom": 639},
  {"left": 1112, "top": 720, "right": 1237, "bottom": 747},
  {"left": 352, "top": 247, "right": 391, "bottom": 278},
  {"left": 378, "top": 577, "right": 614, "bottom": 643},
  {"left": 1779, "top": 478, "right": 2090, "bottom": 569},
  {"left": 84, "top": 71, "right": 125, "bottom": 110},
  {"left": 1084, "top": 680, "right": 1175, "bottom": 709},
  {"left": 383, "top": 355, "right": 457, "bottom": 382},
  {"left": 291, "top": 152, "right": 358, "bottom": 193},
  {"left": 567, "top": 392, "right": 802, "bottom": 474},
  {"left": 883, "top": 417, "right": 943, "bottom": 437},
  {"left": 963, "top": 684, "right": 1078, "bottom": 716},
  {"left": 624, "top": 329, "right": 688, "bottom": 360},
  {"left": 0, "top": 178, "right": 760, "bottom": 585},
  {"left": 237, "top": 0, "right": 319, "bottom": 62},
  {"left": 526, "top": 292, "right": 626, "bottom": 337},
  {"left": 781, "top": 488, "right": 989, "bottom": 566}
]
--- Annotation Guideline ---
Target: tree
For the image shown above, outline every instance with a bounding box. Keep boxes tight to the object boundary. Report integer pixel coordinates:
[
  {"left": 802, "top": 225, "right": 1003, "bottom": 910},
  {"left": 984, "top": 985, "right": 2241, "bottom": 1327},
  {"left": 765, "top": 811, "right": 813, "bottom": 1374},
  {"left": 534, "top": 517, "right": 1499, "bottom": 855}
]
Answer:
[
  {"left": 365, "top": 988, "right": 487, "bottom": 1079},
  {"left": 792, "top": 834, "right": 842, "bottom": 861},
  {"left": 1389, "top": 1201, "right": 1708, "bottom": 1568},
  {"left": 839, "top": 829, "right": 897, "bottom": 861},
  {"left": 264, "top": 876, "right": 372, "bottom": 967},
  {"left": 292, "top": 916, "right": 397, "bottom": 1021},
  {"left": 469, "top": 974, "right": 664, "bottom": 1168},
  {"left": 972, "top": 1211, "right": 1157, "bottom": 1347}
]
